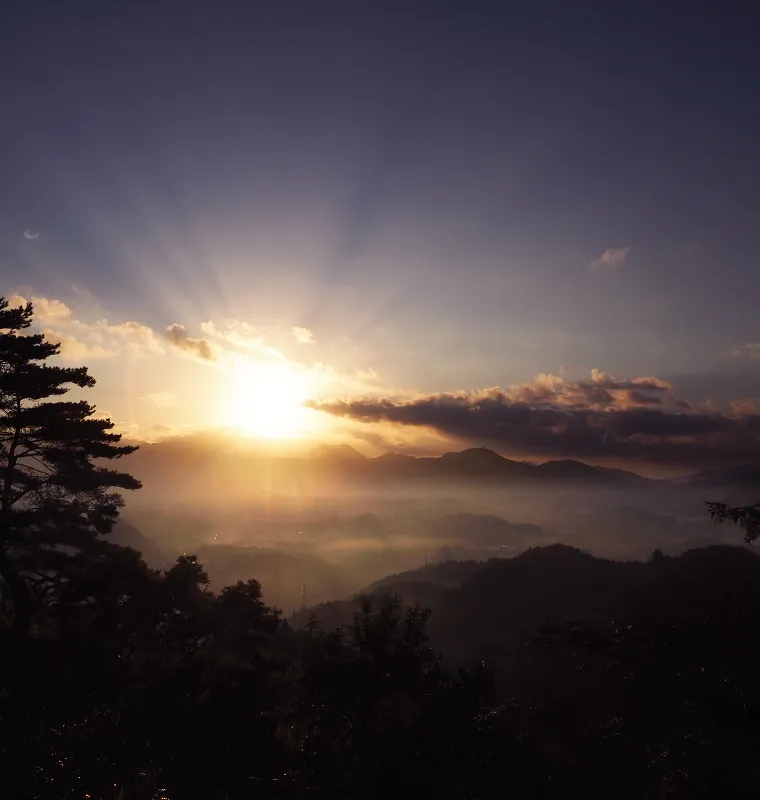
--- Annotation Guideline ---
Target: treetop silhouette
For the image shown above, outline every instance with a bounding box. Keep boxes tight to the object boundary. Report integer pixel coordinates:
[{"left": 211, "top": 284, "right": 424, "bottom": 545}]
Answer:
[{"left": 0, "top": 296, "right": 140, "bottom": 635}]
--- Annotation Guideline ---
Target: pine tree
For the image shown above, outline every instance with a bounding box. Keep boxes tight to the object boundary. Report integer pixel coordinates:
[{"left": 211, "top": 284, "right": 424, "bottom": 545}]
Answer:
[
  {"left": 707, "top": 500, "right": 760, "bottom": 542},
  {"left": 0, "top": 296, "right": 141, "bottom": 635}
]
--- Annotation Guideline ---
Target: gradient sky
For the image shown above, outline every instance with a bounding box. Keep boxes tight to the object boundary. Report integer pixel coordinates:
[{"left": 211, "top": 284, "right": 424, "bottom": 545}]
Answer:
[{"left": 3, "top": 2, "right": 760, "bottom": 469}]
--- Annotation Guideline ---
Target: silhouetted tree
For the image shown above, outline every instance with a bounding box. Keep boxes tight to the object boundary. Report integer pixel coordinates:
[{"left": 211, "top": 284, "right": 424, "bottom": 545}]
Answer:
[
  {"left": 0, "top": 296, "right": 140, "bottom": 634},
  {"left": 284, "top": 594, "right": 508, "bottom": 798},
  {"left": 1, "top": 546, "right": 290, "bottom": 799},
  {"left": 533, "top": 546, "right": 760, "bottom": 797},
  {"left": 707, "top": 500, "right": 760, "bottom": 542}
]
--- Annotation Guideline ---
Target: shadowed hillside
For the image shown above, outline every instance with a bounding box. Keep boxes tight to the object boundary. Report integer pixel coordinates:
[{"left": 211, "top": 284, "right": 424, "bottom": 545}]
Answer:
[{"left": 291, "top": 544, "right": 760, "bottom": 678}]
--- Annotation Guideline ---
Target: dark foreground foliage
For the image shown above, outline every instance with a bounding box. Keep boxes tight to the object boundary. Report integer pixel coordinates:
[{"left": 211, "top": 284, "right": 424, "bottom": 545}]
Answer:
[
  {"left": 0, "top": 546, "right": 516, "bottom": 799},
  {"left": 3, "top": 540, "right": 760, "bottom": 799}
]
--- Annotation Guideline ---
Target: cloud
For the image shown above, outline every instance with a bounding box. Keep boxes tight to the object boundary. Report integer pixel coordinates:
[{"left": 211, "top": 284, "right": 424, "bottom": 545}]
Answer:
[
  {"left": 42, "top": 329, "right": 114, "bottom": 360},
  {"left": 730, "top": 342, "right": 760, "bottom": 359},
  {"left": 163, "top": 324, "right": 217, "bottom": 361},
  {"left": 110, "top": 420, "right": 186, "bottom": 443},
  {"left": 8, "top": 294, "right": 72, "bottom": 324},
  {"left": 730, "top": 398, "right": 760, "bottom": 416},
  {"left": 356, "top": 368, "right": 379, "bottom": 382},
  {"left": 201, "top": 319, "right": 256, "bottom": 342},
  {"left": 200, "top": 319, "right": 285, "bottom": 362},
  {"left": 11, "top": 295, "right": 162, "bottom": 355},
  {"left": 9, "top": 293, "right": 170, "bottom": 363},
  {"left": 139, "top": 391, "right": 178, "bottom": 409},
  {"left": 6, "top": 294, "right": 29, "bottom": 309},
  {"left": 14, "top": 294, "right": 322, "bottom": 372},
  {"left": 590, "top": 246, "right": 631, "bottom": 271},
  {"left": 67, "top": 317, "right": 163, "bottom": 357},
  {"left": 10, "top": 294, "right": 377, "bottom": 417},
  {"left": 504, "top": 369, "right": 674, "bottom": 411},
  {"left": 103, "top": 320, "right": 163, "bottom": 352},
  {"left": 34, "top": 297, "right": 73, "bottom": 324},
  {"left": 23, "top": 230, "right": 39, "bottom": 240},
  {"left": 309, "top": 370, "right": 760, "bottom": 469},
  {"left": 293, "top": 326, "right": 315, "bottom": 344}
]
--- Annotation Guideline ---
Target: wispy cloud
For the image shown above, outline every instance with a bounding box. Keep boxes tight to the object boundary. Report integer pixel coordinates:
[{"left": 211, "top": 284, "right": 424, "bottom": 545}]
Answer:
[
  {"left": 13, "top": 294, "right": 317, "bottom": 370},
  {"left": 42, "top": 329, "right": 115, "bottom": 360},
  {"left": 729, "top": 342, "right": 760, "bottom": 359},
  {"left": 9, "top": 292, "right": 388, "bottom": 422},
  {"left": 8, "top": 294, "right": 70, "bottom": 324},
  {"left": 163, "top": 323, "right": 217, "bottom": 361},
  {"left": 23, "top": 229, "right": 39, "bottom": 240},
  {"left": 103, "top": 320, "right": 163, "bottom": 352},
  {"left": 590, "top": 246, "right": 631, "bottom": 271},
  {"left": 139, "top": 391, "right": 178, "bottom": 408},
  {"left": 13, "top": 294, "right": 162, "bottom": 357},
  {"left": 293, "top": 326, "right": 315, "bottom": 344},
  {"left": 201, "top": 319, "right": 286, "bottom": 362},
  {"left": 730, "top": 398, "right": 760, "bottom": 416},
  {"left": 356, "top": 368, "right": 379, "bottom": 382}
]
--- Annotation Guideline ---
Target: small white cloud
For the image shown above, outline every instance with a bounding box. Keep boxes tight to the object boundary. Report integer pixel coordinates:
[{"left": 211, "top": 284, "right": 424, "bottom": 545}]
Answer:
[
  {"left": 201, "top": 318, "right": 286, "bottom": 362},
  {"left": 590, "top": 246, "right": 631, "bottom": 271},
  {"left": 164, "top": 323, "right": 217, "bottom": 361},
  {"left": 729, "top": 342, "right": 760, "bottom": 359},
  {"left": 730, "top": 398, "right": 760, "bottom": 416},
  {"left": 293, "top": 326, "right": 315, "bottom": 344},
  {"left": 15, "top": 294, "right": 167, "bottom": 357},
  {"left": 31, "top": 296, "right": 72, "bottom": 324},
  {"left": 104, "top": 320, "right": 163, "bottom": 352},
  {"left": 23, "top": 230, "right": 40, "bottom": 240},
  {"left": 139, "top": 391, "right": 177, "bottom": 408},
  {"left": 43, "top": 329, "right": 114, "bottom": 360},
  {"left": 356, "top": 368, "right": 379, "bottom": 382},
  {"left": 5, "top": 295, "right": 71, "bottom": 325}
]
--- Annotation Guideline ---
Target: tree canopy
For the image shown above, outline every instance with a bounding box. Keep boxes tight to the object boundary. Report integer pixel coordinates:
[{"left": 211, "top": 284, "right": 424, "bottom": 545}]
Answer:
[
  {"left": 707, "top": 500, "right": 760, "bottom": 542},
  {"left": 0, "top": 296, "right": 140, "bottom": 634}
]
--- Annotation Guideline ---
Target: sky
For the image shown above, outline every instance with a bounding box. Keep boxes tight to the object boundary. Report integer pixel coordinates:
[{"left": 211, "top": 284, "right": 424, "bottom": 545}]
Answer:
[{"left": 3, "top": 1, "right": 760, "bottom": 473}]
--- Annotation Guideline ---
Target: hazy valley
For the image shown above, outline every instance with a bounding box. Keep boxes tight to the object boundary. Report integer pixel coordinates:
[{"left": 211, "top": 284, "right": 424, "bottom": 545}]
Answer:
[{"left": 115, "top": 437, "right": 758, "bottom": 615}]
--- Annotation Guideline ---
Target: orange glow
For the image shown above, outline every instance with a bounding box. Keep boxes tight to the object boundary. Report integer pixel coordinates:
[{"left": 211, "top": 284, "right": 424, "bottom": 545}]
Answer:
[{"left": 219, "top": 361, "right": 315, "bottom": 439}]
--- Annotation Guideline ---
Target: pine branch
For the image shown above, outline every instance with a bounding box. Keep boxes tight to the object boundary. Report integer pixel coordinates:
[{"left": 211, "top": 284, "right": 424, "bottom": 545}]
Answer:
[{"left": 1, "top": 295, "right": 141, "bottom": 633}]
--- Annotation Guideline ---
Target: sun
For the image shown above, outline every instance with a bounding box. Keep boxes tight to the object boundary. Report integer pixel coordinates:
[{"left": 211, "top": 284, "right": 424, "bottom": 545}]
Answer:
[{"left": 220, "top": 361, "right": 314, "bottom": 439}]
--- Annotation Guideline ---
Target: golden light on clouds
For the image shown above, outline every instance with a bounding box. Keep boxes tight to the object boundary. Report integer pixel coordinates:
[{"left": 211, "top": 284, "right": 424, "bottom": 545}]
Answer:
[{"left": 7, "top": 291, "right": 378, "bottom": 444}]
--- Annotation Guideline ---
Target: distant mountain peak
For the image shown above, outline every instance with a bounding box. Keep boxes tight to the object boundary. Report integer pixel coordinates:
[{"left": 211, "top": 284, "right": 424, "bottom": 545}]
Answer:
[
  {"left": 310, "top": 444, "right": 366, "bottom": 461},
  {"left": 685, "top": 464, "right": 760, "bottom": 487},
  {"left": 373, "top": 451, "right": 417, "bottom": 462},
  {"left": 441, "top": 447, "right": 505, "bottom": 462},
  {"left": 536, "top": 459, "right": 617, "bottom": 482}
]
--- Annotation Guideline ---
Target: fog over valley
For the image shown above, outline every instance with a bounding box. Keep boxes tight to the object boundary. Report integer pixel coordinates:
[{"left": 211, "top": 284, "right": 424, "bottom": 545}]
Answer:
[{"left": 113, "top": 435, "right": 757, "bottom": 614}]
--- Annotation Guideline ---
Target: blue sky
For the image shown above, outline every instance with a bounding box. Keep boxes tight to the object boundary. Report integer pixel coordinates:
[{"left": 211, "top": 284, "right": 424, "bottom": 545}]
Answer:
[{"left": 3, "top": 2, "right": 760, "bottom": 467}]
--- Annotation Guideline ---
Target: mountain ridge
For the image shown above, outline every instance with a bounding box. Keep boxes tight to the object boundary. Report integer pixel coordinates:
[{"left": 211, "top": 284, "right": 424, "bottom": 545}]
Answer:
[{"left": 130, "top": 436, "right": 760, "bottom": 499}]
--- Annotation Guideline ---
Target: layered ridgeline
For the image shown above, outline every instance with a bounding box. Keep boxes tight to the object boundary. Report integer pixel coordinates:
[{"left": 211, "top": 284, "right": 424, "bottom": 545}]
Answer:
[
  {"left": 291, "top": 542, "right": 760, "bottom": 674},
  {"left": 115, "top": 502, "right": 736, "bottom": 613},
  {"left": 124, "top": 437, "right": 760, "bottom": 495},
  {"left": 123, "top": 440, "right": 656, "bottom": 504}
]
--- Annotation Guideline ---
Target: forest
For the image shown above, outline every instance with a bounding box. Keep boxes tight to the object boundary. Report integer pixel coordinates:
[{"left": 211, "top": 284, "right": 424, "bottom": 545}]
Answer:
[{"left": 3, "top": 295, "right": 760, "bottom": 799}]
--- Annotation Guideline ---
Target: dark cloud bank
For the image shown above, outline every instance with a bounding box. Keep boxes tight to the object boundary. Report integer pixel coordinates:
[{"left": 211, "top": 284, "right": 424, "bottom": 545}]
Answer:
[{"left": 309, "top": 371, "right": 760, "bottom": 471}]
